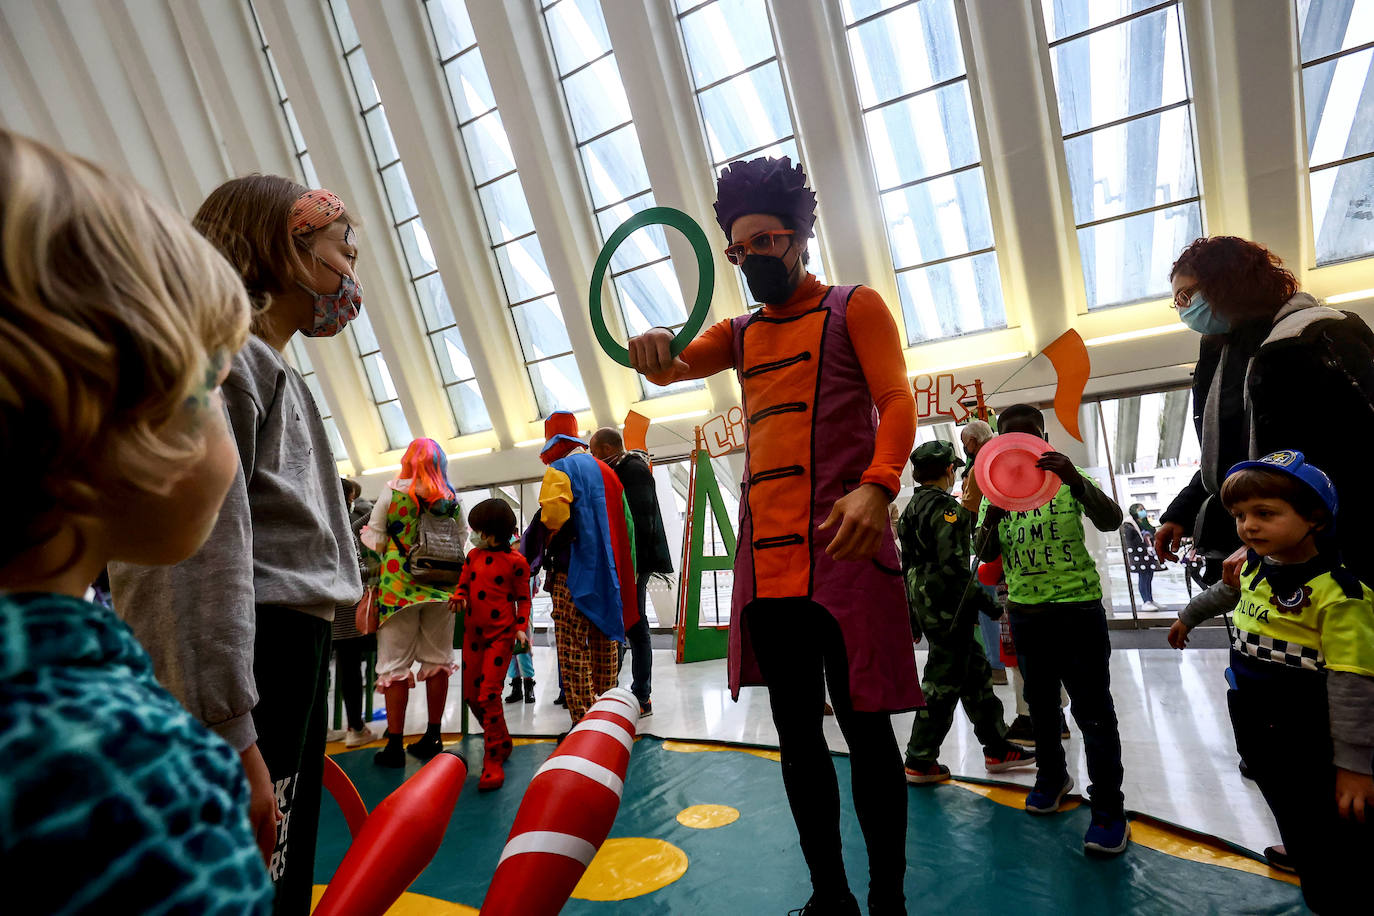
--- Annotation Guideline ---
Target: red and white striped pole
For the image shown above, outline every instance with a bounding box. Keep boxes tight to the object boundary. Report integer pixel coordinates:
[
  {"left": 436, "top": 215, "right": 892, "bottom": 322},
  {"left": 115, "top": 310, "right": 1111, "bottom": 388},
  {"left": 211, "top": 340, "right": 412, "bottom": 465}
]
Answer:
[{"left": 480, "top": 687, "right": 641, "bottom": 915}]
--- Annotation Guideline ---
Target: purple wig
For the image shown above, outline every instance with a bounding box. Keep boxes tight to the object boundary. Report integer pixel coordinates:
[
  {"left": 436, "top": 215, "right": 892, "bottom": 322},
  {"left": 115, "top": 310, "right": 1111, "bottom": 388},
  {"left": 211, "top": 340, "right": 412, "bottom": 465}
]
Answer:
[{"left": 713, "top": 156, "right": 818, "bottom": 240}]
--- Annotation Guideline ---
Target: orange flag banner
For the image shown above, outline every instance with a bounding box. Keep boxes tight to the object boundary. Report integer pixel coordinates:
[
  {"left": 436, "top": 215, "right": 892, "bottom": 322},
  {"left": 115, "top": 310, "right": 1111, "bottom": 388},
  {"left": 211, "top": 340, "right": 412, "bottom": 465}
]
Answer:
[
  {"left": 623, "top": 410, "right": 651, "bottom": 454},
  {"left": 1040, "top": 329, "right": 1090, "bottom": 442}
]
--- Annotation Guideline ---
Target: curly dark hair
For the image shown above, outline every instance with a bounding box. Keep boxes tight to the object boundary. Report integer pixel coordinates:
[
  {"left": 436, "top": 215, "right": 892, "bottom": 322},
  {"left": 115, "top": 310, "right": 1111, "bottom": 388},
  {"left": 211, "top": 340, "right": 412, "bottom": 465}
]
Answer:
[
  {"left": 1170, "top": 236, "right": 1299, "bottom": 323},
  {"left": 713, "top": 155, "right": 817, "bottom": 240}
]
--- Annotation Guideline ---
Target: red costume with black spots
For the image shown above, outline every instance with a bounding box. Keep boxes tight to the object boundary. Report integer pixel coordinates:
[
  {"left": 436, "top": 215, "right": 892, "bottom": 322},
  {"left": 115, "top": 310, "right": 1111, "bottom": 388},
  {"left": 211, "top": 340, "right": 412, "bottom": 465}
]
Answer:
[{"left": 454, "top": 547, "right": 531, "bottom": 767}]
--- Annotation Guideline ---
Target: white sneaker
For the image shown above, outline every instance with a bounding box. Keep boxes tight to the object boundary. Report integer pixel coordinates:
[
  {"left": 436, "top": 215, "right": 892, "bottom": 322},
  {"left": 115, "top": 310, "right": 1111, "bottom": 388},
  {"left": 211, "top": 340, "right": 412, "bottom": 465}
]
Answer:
[
  {"left": 1141, "top": 601, "right": 1160, "bottom": 612},
  {"left": 345, "top": 727, "right": 375, "bottom": 748},
  {"left": 325, "top": 728, "right": 347, "bottom": 743}
]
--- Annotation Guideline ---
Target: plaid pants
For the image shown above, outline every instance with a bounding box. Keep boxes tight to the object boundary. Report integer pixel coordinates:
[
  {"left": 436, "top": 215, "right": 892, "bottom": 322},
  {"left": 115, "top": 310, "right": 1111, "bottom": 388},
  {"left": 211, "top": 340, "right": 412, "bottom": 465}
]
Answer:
[{"left": 549, "top": 572, "right": 618, "bottom": 724}]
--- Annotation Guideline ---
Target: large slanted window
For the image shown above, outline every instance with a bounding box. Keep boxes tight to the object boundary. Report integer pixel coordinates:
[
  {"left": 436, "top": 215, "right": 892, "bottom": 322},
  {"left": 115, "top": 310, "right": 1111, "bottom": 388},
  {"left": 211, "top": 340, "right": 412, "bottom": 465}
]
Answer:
[
  {"left": 841, "top": 0, "right": 1007, "bottom": 343},
  {"left": 1297, "top": 0, "right": 1374, "bottom": 265},
  {"left": 542, "top": 0, "right": 702, "bottom": 396},
  {"left": 328, "top": 0, "right": 490, "bottom": 443},
  {"left": 1040, "top": 1, "right": 1204, "bottom": 310},
  {"left": 675, "top": 0, "right": 827, "bottom": 283},
  {"left": 423, "top": 0, "right": 590, "bottom": 418},
  {"left": 248, "top": 0, "right": 347, "bottom": 460}
]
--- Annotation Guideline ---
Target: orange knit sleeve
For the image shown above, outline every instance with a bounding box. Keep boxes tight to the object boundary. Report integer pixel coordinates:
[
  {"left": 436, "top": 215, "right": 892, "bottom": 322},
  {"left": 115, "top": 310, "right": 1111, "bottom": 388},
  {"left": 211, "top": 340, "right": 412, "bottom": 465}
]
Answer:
[
  {"left": 643, "top": 319, "right": 736, "bottom": 387},
  {"left": 846, "top": 287, "right": 916, "bottom": 499}
]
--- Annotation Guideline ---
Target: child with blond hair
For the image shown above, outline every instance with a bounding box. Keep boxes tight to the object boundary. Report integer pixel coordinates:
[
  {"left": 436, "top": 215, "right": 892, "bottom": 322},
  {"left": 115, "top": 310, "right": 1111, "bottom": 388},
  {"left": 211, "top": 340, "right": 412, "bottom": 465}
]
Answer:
[{"left": 0, "top": 129, "right": 272, "bottom": 912}]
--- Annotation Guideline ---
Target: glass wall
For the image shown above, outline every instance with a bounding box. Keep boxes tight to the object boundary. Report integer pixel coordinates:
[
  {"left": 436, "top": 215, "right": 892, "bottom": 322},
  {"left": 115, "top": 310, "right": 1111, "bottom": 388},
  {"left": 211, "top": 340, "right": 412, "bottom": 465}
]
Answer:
[
  {"left": 328, "top": 0, "right": 489, "bottom": 442},
  {"left": 1076, "top": 388, "right": 1202, "bottom": 622},
  {"left": 423, "top": 0, "right": 591, "bottom": 418},
  {"left": 542, "top": 0, "right": 703, "bottom": 398},
  {"left": 1039, "top": 0, "right": 1204, "bottom": 310},
  {"left": 839, "top": 0, "right": 1008, "bottom": 343},
  {"left": 1297, "top": 0, "right": 1374, "bottom": 264}
]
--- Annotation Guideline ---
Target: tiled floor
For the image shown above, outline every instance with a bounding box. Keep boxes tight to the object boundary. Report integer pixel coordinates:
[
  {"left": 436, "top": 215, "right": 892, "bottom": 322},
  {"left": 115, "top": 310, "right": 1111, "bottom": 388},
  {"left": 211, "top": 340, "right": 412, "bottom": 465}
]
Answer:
[{"left": 348, "top": 644, "right": 1280, "bottom": 855}]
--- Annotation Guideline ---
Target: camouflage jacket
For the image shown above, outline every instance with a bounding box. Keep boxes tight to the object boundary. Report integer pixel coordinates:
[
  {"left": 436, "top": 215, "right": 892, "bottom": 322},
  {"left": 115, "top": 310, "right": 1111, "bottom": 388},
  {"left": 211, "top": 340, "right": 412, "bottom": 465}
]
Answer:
[{"left": 897, "top": 484, "right": 990, "bottom": 640}]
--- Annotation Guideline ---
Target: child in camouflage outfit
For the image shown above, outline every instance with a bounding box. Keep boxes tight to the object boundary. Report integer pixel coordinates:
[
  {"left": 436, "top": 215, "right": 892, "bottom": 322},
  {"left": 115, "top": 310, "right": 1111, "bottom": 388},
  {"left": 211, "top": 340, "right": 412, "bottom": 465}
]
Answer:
[{"left": 898, "top": 440, "right": 1035, "bottom": 783}]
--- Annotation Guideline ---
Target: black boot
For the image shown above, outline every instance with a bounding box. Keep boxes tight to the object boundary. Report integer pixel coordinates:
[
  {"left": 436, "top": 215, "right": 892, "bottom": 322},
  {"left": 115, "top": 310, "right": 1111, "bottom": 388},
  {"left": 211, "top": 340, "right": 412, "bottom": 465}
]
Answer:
[
  {"left": 505, "top": 678, "right": 524, "bottom": 704},
  {"left": 522, "top": 678, "right": 535, "bottom": 704}
]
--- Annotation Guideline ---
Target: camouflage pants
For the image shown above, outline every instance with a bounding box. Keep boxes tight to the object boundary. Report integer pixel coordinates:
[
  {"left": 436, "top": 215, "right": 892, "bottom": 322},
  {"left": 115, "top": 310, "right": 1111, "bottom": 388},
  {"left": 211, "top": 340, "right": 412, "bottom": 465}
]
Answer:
[{"left": 905, "top": 608, "right": 1007, "bottom": 763}]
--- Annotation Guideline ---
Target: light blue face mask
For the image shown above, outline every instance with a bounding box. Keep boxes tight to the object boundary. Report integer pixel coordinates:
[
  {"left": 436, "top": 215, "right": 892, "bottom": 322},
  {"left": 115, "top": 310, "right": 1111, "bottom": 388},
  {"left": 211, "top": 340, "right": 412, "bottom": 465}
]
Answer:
[
  {"left": 1178, "top": 292, "right": 1230, "bottom": 335},
  {"left": 469, "top": 532, "right": 487, "bottom": 549}
]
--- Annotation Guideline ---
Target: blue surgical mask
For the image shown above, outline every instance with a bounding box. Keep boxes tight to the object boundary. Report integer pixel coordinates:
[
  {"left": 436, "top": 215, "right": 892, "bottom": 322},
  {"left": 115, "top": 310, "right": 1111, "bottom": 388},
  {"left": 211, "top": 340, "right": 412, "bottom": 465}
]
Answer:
[
  {"left": 469, "top": 532, "right": 486, "bottom": 549},
  {"left": 1178, "top": 292, "right": 1230, "bottom": 336}
]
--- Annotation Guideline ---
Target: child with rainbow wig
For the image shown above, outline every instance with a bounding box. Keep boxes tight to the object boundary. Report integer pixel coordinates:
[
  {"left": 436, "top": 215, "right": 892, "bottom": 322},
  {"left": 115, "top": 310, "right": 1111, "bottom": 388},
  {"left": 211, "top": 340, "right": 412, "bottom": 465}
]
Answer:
[{"left": 361, "top": 437, "right": 467, "bottom": 766}]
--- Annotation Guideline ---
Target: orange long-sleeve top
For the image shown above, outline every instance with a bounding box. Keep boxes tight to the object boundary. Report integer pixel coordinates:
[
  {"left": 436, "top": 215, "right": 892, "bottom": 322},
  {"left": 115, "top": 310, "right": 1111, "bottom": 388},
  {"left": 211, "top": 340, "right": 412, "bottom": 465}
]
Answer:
[{"left": 646, "top": 274, "right": 916, "bottom": 498}]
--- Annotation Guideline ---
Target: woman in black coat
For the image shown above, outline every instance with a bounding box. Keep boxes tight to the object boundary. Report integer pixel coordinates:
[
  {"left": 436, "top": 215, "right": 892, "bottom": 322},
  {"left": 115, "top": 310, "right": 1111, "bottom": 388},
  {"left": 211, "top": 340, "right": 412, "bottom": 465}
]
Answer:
[{"left": 1153, "top": 236, "right": 1374, "bottom": 585}]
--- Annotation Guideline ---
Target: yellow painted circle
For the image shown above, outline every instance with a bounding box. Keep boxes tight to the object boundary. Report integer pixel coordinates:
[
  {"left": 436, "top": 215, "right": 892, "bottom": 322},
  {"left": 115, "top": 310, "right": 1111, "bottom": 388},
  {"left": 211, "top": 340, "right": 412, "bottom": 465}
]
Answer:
[
  {"left": 570, "top": 837, "right": 688, "bottom": 901},
  {"left": 311, "top": 886, "right": 478, "bottom": 914},
  {"left": 676, "top": 804, "right": 740, "bottom": 829}
]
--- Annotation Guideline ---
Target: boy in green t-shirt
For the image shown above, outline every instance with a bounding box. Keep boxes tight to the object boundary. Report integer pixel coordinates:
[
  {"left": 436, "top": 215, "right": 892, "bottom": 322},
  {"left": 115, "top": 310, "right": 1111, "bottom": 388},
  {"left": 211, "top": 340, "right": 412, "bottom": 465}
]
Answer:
[{"left": 974, "top": 405, "right": 1127, "bottom": 855}]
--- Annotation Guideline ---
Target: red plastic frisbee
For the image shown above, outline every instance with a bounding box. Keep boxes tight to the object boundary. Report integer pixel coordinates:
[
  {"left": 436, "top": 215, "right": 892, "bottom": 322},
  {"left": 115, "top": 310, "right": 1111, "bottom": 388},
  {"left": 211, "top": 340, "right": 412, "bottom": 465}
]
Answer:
[{"left": 974, "top": 432, "right": 1061, "bottom": 512}]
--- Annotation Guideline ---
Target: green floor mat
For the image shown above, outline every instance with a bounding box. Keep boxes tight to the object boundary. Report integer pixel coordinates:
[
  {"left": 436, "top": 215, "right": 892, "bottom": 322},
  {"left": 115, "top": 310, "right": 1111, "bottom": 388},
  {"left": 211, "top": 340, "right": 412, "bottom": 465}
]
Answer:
[{"left": 315, "top": 737, "right": 1305, "bottom": 914}]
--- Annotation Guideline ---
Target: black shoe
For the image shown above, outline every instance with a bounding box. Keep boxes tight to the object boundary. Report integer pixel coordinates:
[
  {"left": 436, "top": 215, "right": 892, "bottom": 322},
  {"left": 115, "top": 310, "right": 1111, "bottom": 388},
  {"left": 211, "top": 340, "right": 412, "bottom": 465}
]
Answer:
[
  {"left": 787, "top": 891, "right": 861, "bottom": 915},
  {"left": 1239, "top": 759, "right": 1254, "bottom": 781},
  {"left": 553, "top": 689, "right": 566, "bottom": 707},
  {"left": 1059, "top": 711, "right": 1071, "bottom": 739},
  {"left": 407, "top": 734, "right": 443, "bottom": 761},
  {"left": 1264, "top": 845, "right": 1297, "bottom": 874},
  {"left": 1006, "top": 714, "right": 1036, "bottom": 747},
  {"left": 373, "top": 743, "right": 406, "bottom": 768},
  {"left": 638, "top": 698, "right": 652, "bottom": 716},
  {"left": 522, "top": 678, "right": 536, "bottom": 703},
  {"left": 504, "top": 678, "right": 524, "bottom": 703}
]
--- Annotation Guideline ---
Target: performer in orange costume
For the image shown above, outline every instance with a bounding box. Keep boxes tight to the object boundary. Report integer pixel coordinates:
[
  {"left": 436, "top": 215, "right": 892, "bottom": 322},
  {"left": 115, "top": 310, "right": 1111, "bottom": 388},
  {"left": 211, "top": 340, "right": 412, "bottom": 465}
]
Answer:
[{"left": 629, "top": 157, "right": 919, "bottom": 916}]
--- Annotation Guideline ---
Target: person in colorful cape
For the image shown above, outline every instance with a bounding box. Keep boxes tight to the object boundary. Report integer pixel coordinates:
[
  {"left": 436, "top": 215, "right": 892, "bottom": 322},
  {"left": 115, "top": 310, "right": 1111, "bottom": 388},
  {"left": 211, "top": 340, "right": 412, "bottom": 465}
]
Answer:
[
  {"left": 627, "top": 156, "right": 919, "bottom": 916},
  {"left": 534, "top": 412, "right": 639, "bottom": 728},
  {"left": 360, "top": 438, "right": 466, "bottom": 767}
]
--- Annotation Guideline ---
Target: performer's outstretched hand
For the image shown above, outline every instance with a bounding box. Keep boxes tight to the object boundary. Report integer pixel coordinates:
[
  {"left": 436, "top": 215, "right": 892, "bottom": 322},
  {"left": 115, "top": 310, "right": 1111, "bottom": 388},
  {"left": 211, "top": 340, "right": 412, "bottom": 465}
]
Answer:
[
  {"left": 818, "top": 483, "right": 890, "bottom": 561},
  {"left": 628, "top": 327, "right": 689, "bottom": 377}
]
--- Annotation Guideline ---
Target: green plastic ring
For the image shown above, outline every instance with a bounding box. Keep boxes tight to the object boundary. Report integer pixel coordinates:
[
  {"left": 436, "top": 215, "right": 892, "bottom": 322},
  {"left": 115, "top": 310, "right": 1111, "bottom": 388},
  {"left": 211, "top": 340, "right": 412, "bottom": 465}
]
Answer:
[{"left": 588, "top": 206, "right": 715, "bottom": 368}]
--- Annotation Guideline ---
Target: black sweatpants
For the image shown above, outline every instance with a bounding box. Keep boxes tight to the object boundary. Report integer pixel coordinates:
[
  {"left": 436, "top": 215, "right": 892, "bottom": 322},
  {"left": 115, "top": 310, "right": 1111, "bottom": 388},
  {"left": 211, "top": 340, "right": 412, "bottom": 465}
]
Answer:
[
  {"left": 1008, "top": 600, "right": 1125, "bottom": 816},
  {"left": 744, "top": 599, "right": 907, "bottom": 912},
  {"left": 253, "top": 606, "right": 331, "bottom": 916},
  {"left": 334, "top": 634, "right": 374, "bottom": 731},
  {"left": 1229, "top": 651, "right": 1374, "bottom": 915}
]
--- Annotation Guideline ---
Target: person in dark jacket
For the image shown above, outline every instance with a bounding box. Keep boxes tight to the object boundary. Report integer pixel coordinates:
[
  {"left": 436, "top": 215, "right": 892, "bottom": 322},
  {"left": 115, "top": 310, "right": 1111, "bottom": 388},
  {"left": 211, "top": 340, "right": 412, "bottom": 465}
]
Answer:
[
  {"left": 1155, "top": 236, "right": 1374, "bottom": 587},
  {"left": 591, "top": 427, "right": 674, "bottom": 715}
]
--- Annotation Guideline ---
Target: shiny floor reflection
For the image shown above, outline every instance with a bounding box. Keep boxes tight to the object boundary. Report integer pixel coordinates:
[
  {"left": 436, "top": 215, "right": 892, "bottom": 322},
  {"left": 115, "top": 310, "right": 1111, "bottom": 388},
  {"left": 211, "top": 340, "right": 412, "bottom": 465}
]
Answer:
[{"left": 359, "top": 644, "right": 1279, "bottom": 854}]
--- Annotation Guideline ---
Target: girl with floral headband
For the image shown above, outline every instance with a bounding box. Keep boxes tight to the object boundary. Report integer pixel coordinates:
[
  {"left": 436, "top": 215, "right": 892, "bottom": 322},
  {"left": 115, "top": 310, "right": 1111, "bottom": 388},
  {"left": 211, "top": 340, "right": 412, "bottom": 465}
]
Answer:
[
  {"left": 628, "top": 156, "right": 919, "bottom": 915},
  {"left": 109, "top": 175, "right": 364, "bottom": 914}
]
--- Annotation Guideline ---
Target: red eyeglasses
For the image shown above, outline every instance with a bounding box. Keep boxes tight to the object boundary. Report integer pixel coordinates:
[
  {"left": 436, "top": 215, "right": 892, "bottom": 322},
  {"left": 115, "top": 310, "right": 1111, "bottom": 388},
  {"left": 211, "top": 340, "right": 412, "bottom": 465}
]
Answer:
[{"left": 723, "top": 229, "right": 795, "bottom": 265}]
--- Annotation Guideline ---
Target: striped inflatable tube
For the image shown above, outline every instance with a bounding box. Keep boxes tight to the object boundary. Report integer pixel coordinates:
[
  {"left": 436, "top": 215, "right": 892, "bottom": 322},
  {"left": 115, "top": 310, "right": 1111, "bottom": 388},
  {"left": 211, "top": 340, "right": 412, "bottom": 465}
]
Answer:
[{"left": 480, "top": 687, "right": 642, "bottom": 915}]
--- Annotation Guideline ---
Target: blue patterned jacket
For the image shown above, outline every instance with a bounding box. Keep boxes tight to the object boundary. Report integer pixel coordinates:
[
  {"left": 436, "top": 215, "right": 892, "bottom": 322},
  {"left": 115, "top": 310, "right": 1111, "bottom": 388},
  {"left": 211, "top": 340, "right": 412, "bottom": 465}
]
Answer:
[{"left": 0, "top": 592, "right": 273, "bottom": 914}]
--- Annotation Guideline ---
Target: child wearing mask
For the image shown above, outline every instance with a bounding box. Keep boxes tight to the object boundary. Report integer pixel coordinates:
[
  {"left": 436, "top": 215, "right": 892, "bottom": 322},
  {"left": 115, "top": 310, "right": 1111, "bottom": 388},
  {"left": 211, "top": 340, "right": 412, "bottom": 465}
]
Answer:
[
  {"left": 450, "top": 498, "right": 531, "bottom": 790},
  {"left": 109, "top": 178, "right": 364, "bottom": 913},
  {"left": 1169, "top": 451, "right": 1374, "bottom": 913},
  {"left": 0, "top": 129, "right": 272, "bottom": 913}
]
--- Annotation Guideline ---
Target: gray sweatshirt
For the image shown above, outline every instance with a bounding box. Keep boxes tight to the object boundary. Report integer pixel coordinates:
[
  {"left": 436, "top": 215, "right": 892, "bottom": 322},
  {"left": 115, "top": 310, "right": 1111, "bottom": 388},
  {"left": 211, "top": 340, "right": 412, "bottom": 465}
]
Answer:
[
  {"left": 1182, "top": 580, "right": 1374, "bottom": 774},
  {"left": 110, "top": 335, "right": 362, "bottom": 750}
]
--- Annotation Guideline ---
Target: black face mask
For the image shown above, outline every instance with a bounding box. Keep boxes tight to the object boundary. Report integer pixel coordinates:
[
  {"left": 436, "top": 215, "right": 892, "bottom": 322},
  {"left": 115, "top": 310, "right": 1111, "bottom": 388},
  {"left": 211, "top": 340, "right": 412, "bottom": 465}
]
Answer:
[{"left": 741, "top": 252, "right": 800, "bottom": 305}]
